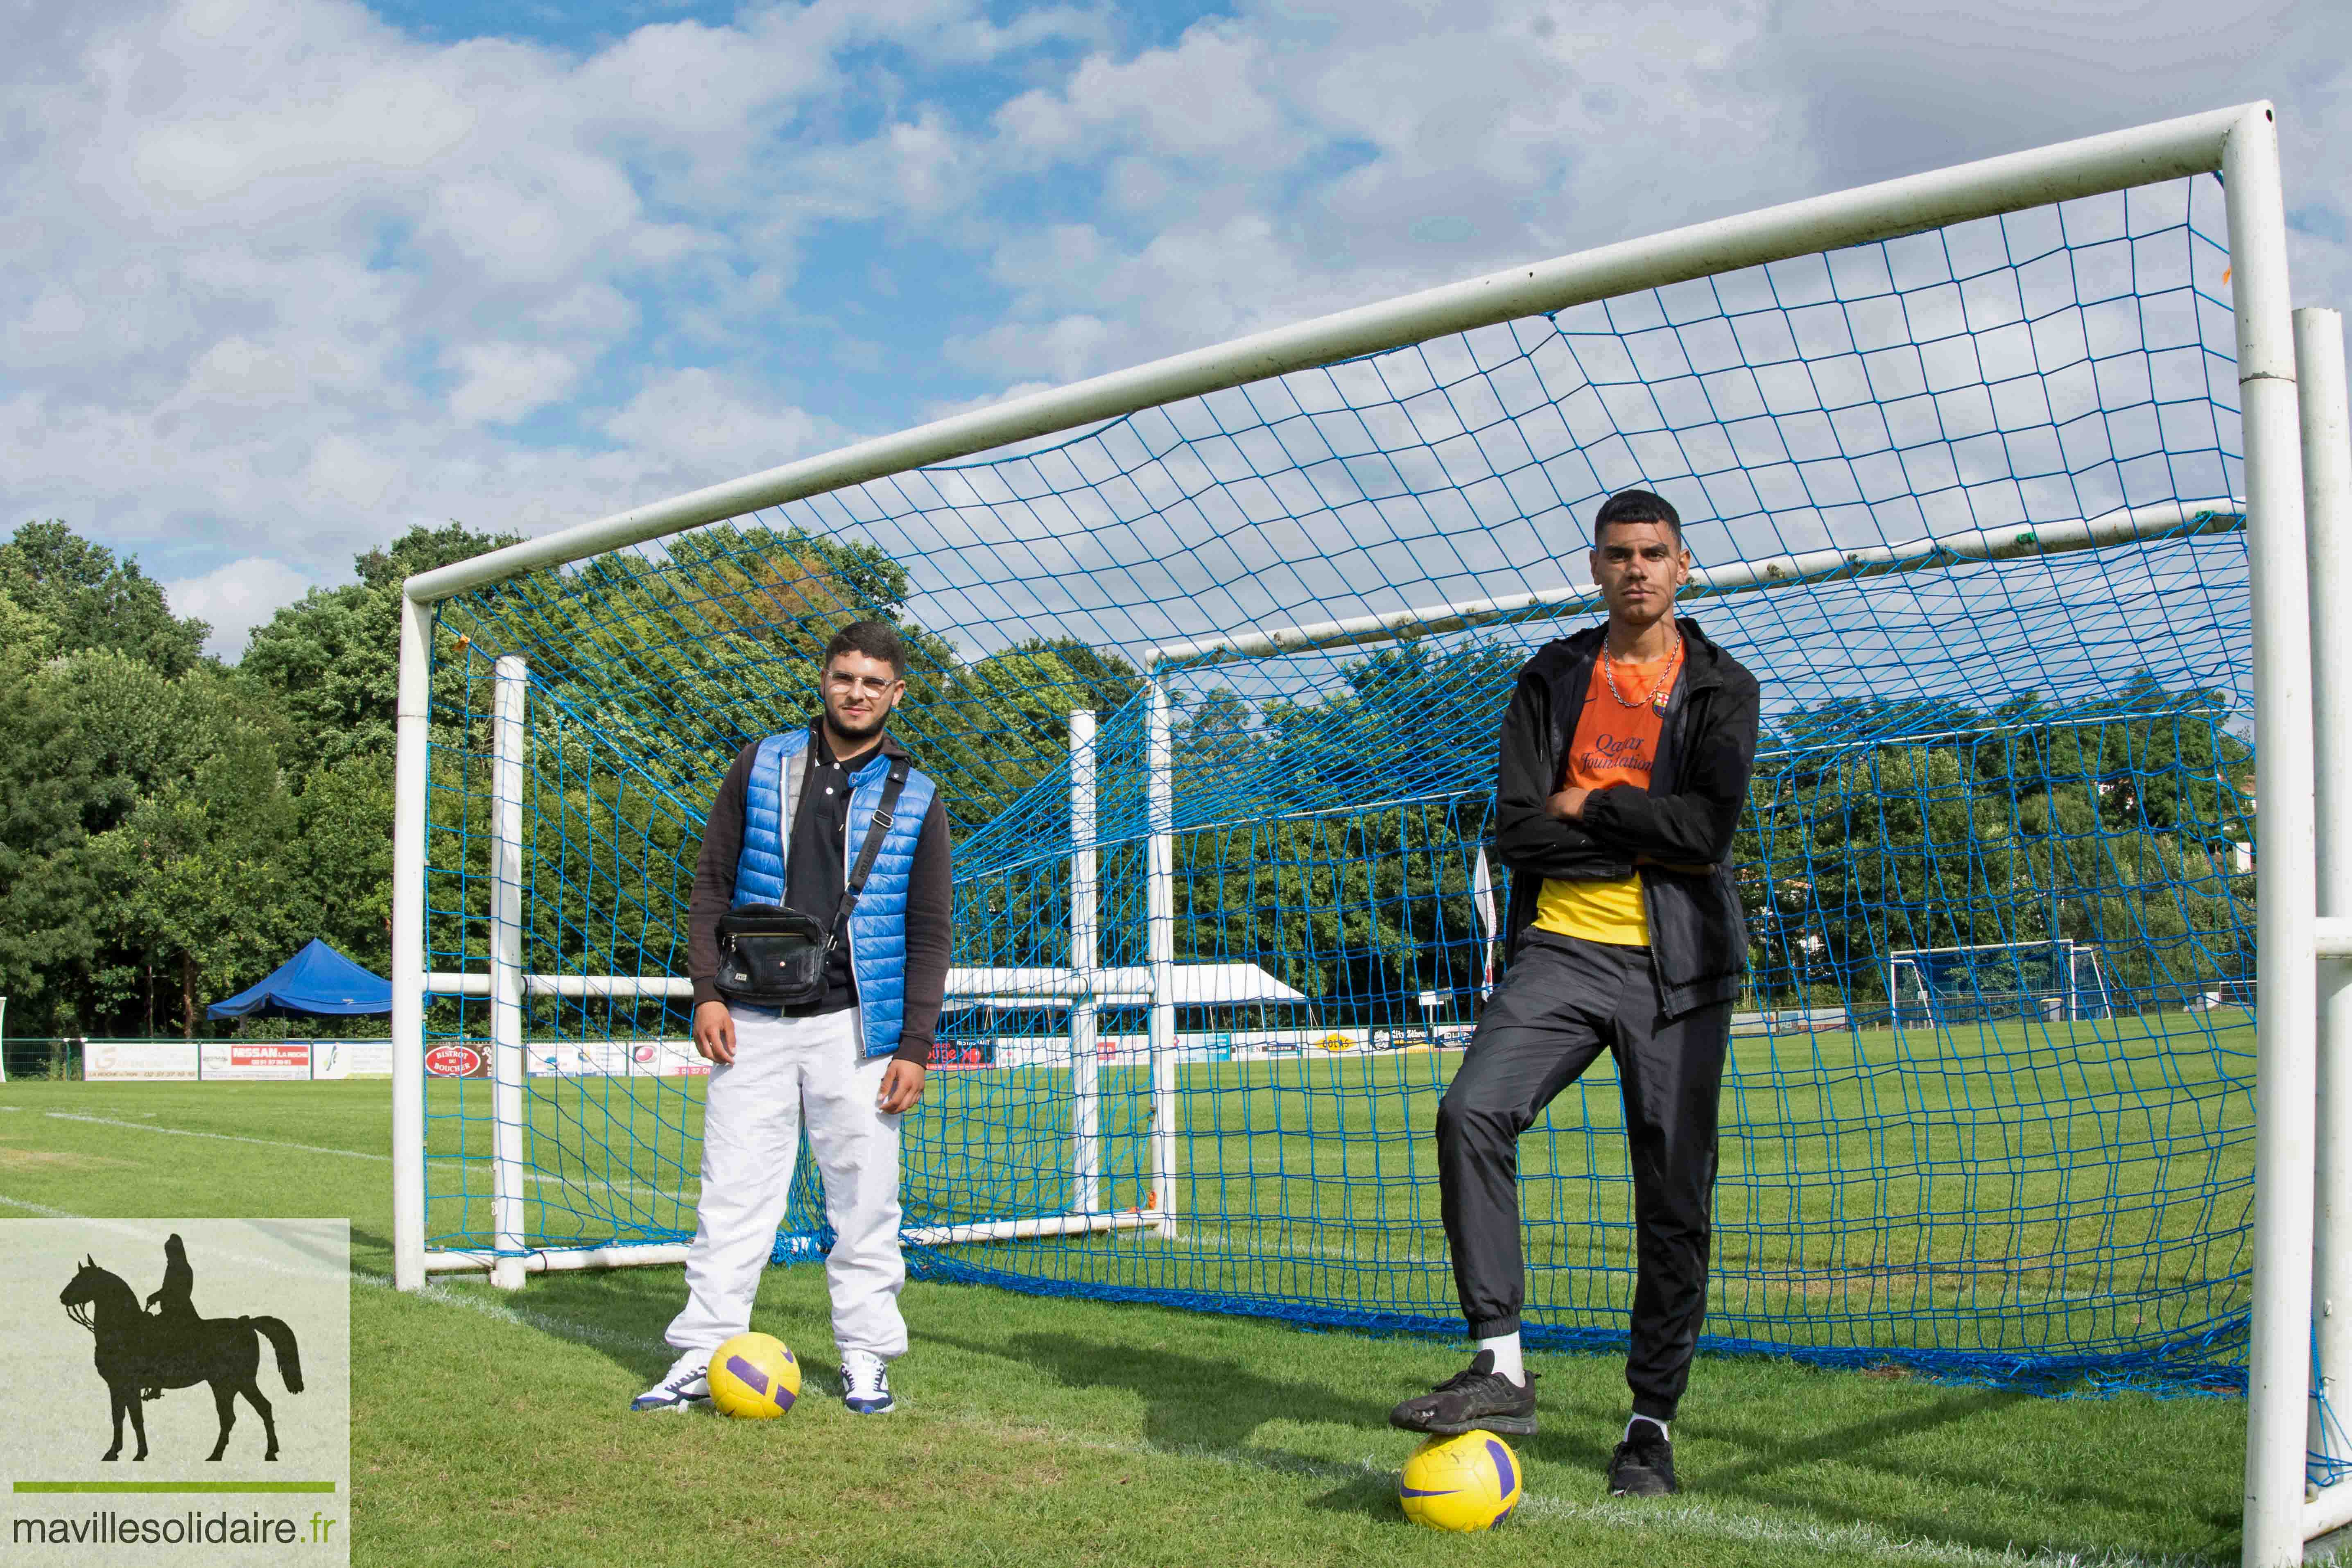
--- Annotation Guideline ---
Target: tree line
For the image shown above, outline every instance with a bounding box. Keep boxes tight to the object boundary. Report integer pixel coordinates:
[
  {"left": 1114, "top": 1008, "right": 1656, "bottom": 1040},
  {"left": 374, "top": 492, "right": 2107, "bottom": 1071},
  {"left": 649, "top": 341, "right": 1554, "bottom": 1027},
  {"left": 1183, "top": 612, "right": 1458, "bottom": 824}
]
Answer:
[
  {"left": 0, "top": 520, "right": 522, "bottom": 1038},
  {"left": 0, "top": 514, "right": 2259, "bottom": 1040}
]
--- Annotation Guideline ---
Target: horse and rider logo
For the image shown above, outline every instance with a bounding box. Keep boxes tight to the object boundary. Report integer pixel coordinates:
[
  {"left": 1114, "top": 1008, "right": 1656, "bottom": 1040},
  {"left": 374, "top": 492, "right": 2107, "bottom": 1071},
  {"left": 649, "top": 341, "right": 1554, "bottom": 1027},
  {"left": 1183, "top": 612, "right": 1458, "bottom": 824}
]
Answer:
[{"left": 57, "top": 1235, "right": 304, "bottom": 1462}]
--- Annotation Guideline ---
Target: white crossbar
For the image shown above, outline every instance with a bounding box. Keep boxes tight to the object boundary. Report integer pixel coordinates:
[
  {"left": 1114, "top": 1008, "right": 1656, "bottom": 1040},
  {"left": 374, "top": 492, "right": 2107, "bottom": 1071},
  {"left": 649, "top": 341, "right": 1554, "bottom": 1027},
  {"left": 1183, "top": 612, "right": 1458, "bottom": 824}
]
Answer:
[
  {"left": 1150, "top": 500, "right": 2244, "bottom": 667},
  {"left": 423, "top": 972, "right": 694, "bottom": 999}
]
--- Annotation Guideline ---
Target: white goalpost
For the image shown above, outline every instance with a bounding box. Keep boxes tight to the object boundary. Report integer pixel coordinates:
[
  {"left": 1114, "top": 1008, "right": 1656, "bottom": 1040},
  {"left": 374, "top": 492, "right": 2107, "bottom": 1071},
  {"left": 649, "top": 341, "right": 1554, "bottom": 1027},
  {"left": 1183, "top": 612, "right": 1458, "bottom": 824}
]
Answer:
[
  {"left": 382, "top": 104, "right": 2343, "bottom": 1566},
  {"left": 2301, "top": 303, "right": 2352, "bottom": 1552}
]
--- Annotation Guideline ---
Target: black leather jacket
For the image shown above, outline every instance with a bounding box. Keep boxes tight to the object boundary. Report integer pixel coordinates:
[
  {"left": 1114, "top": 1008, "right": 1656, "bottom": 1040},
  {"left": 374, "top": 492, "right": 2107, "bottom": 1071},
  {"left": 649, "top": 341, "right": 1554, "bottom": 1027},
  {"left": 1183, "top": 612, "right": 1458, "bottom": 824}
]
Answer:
[{"left": 1489, "top": 618, "right": 1761, "bottom": 1017}]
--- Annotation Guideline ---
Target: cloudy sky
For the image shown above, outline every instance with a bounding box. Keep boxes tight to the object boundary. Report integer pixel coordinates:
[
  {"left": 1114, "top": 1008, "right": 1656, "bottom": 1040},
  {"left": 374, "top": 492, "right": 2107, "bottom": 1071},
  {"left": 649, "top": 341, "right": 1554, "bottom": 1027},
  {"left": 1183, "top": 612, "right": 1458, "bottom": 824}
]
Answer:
[{"left": 4, "top": 0, "right": 2346, "bottom": 657}]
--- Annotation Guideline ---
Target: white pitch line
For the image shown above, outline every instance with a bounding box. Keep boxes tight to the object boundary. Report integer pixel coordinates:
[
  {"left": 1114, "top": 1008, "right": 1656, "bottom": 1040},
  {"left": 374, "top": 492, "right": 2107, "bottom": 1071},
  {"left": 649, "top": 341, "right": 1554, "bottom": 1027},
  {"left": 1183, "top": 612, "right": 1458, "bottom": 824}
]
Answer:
[
  {"left": 348, "top": 1268, "right": 649, "bottom": 1353},
  {"left": 0, "top": 1192, "right": 79, "bottom": 1217},
  {"left": 43, "top": 1111, "right": 389, "bottom": 1161}
]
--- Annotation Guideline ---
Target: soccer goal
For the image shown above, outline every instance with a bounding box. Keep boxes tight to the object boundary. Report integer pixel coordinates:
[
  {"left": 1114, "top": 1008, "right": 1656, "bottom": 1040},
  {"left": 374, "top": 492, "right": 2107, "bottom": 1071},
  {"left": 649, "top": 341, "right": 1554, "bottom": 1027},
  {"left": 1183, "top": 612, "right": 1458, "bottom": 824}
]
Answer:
[
  {"left": 386, "top": 105, "right": 2345, "bottom": 1566},
  {"left": 1886, "top": 940, "right": 2114, "bottom": 1026}
]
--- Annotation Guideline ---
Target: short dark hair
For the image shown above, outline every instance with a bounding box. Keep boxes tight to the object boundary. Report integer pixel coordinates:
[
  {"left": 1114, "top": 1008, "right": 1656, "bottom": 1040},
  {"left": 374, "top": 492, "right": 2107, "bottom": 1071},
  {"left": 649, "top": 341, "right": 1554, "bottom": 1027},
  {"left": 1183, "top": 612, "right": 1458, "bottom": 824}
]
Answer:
[
  {"left": 821, "top": 618, "right": 906, "bottom": 678},
  {"left": 1593, "top": 488, "right": 1683, "bottom": 545}
]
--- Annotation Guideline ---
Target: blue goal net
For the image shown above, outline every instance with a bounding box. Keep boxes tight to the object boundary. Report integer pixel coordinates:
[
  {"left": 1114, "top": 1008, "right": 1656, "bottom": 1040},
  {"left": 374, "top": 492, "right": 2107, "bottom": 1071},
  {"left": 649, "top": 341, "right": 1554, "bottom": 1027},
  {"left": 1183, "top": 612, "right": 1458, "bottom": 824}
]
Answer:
[{"left": 416, "top": 174, "right": 2255, "bottom": 1392}]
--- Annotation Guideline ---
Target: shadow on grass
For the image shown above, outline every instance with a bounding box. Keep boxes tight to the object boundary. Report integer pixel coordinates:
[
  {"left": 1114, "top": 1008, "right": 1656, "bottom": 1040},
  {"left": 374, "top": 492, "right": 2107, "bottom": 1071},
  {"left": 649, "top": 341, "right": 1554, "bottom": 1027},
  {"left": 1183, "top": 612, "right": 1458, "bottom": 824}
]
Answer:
[
  {"left": 1300, "top": 1471, "right": 1410, "bottom": 1519},
  {"left": 1516, "top": 1377, "right": 2032, "bottom": 1491},
  {"left": 961, "top": 1321, "right": 2231, "bottom": 1554},
  {"left": 989, "top": 1328, "right": 1397, "bottom": 1450},
  {"left": 925, "top": 1327, "right": 1415, "bottom": 1520}
]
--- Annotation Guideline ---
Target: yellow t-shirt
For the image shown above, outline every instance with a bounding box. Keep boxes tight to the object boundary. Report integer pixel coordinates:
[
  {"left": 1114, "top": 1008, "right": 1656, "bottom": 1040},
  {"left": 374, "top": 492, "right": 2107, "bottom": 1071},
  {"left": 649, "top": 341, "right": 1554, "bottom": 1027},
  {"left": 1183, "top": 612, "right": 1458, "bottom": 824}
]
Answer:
[{"left": 1533, "top": 644, "right": 1678, "bottom": 946}]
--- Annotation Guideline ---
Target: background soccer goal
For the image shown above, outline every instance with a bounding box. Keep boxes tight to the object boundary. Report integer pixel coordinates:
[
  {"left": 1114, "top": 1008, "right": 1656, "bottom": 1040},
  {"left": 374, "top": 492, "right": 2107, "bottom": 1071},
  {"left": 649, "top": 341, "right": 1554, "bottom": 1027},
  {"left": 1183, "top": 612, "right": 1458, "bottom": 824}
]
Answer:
[
  {"left": 1886, "top": 940, "right": 2117, "bottom": 1026},
  {"left": 385, "top": 104, "right": 2346, "bottom": 1566}
]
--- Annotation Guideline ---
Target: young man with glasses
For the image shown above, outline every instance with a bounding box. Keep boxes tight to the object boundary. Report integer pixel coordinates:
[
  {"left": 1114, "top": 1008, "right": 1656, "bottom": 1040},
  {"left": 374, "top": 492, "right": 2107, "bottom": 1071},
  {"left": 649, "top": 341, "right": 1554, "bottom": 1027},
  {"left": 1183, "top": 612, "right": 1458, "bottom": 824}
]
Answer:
[{"left": 633, "top": 618, "right": 952, "bottom": 1419}]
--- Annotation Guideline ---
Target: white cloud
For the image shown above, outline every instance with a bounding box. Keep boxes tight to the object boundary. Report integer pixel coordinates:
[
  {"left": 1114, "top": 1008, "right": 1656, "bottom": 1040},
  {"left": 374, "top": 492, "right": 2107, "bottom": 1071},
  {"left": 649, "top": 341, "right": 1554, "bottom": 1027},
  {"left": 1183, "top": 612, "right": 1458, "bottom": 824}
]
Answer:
[
  {"left": 601, "top": 369, "right": 852, "bottom": 478},
  {"left": 949, "top": 0, "right": 1822, "bottom": 384},
  {"left": 2, "top": 0, "right": 2346, "bottom": 622},
  {"left": 301, "top": 434, "right": 401, "bottom": 510},
  {"left": 164, "top": 556, "right": 317, "bottom": 658},
  {"left": 939, "top": 0, "right": 2352, "bottom": 394},
  {"left": 997, "top": 23, "right": 1293, "bottom": 166},
  {"left": 445, "top": 343, "right": 581, "bottom": 425},
  {"left": 0, "top": 0, "right": 1074, "bottom": 584},
  {"left": 919, "top": 380, "right": 1061, "bottom": 425}
]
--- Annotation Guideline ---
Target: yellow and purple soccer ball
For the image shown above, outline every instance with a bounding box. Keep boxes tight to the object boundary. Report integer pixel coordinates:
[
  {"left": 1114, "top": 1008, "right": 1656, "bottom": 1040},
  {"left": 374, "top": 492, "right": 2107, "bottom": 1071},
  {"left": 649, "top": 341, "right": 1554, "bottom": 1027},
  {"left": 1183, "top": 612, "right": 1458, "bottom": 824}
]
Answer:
[
  {"left": 707, "top": 1332, "right": 800, "bottom": 1420},
  {"left": 1398, "top": 1430, "right": 1523, "bottom": 1531}
]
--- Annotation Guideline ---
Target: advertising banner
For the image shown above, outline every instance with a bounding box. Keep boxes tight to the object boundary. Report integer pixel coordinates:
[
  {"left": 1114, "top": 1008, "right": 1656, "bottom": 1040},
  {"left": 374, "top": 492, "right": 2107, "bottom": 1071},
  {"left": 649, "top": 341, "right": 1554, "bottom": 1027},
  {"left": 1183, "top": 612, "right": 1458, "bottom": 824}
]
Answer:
[
  {"left": 316, "top": 1041, "right": 395, "bottom": 1079},
  {"left": 198, "top": 1043, "right": 314, "bottom": 1082},
  {"left": 82, "top": 1042, "right": 199, "bottom": 1082},
  {"left": 421, "top": 1041, "right": 488, "bottom": 1079},
  {"left": 525, "top": 1039, "right": 708, "bottom": 1078}
]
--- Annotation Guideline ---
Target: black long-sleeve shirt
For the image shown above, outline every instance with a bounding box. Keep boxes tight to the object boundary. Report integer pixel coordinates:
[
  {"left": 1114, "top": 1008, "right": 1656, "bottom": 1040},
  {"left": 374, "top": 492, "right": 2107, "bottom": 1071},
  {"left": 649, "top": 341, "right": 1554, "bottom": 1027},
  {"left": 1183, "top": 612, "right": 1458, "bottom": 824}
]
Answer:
[{"left": 688, "top": 725, "right": 954, "bottom": 1065}]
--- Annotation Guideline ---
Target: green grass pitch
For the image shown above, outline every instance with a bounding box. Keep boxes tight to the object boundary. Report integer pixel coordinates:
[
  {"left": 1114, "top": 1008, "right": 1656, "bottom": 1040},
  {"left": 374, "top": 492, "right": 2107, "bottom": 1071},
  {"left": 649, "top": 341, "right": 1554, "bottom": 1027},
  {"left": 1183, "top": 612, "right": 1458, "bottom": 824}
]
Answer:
[{"left": 0, "top": 1044, "right": 2255, "bottom": 1567}]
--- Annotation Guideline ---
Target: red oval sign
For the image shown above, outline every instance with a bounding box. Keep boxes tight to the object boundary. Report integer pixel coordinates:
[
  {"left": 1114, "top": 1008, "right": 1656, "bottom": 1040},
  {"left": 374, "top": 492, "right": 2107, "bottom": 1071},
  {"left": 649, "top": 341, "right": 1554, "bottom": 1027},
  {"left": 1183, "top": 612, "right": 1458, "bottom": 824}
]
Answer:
[{"left": 424, "top": 1043, "right": 484, "bottom": 1077}]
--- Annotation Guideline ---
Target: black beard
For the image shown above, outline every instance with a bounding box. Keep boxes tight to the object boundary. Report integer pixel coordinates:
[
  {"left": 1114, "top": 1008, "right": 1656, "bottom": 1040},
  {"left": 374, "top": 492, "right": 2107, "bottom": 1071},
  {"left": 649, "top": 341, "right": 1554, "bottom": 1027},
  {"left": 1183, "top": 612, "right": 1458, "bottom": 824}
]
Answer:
[{"left": 825, "top": 707, "right": 889, "bottom": 744}]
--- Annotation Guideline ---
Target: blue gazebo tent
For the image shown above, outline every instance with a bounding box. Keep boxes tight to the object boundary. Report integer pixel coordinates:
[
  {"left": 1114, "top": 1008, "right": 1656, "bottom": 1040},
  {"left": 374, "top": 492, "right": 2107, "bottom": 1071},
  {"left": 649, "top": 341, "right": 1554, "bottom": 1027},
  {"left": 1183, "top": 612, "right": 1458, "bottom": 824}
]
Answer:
[{"left": 206, "top": 939, "right": 393, "bottom": 1020}]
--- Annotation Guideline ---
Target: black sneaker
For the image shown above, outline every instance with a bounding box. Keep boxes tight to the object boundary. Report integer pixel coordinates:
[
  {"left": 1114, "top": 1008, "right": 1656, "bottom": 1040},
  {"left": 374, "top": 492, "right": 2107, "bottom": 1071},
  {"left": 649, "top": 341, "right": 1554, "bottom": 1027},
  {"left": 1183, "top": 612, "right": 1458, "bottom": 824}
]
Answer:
[
  {"left": 1608, "top": 1419, "right": 1677, "bottom": 1496},
  {"left": 1387, "top": 1351, "right": 1538, "bottom": 1437}
]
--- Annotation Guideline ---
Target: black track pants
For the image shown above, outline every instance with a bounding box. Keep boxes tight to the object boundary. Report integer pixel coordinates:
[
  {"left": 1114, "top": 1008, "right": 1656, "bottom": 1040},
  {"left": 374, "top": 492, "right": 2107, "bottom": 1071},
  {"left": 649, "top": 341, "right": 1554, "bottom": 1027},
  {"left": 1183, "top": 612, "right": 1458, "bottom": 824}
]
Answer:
[{"left": 1436, "top": 930, "right": 1731, "bottom": 1422}]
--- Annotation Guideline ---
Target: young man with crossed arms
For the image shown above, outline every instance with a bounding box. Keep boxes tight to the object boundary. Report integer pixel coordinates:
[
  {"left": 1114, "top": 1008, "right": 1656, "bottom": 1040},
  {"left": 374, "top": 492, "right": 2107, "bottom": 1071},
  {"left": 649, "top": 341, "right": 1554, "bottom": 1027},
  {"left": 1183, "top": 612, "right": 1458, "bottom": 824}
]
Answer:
[
  {"left": 633, "top": 619, "right": 952, "bottom": 1418},
  {"left": 1390, "top": 489, "right": 1761, "bottom": 1497}
]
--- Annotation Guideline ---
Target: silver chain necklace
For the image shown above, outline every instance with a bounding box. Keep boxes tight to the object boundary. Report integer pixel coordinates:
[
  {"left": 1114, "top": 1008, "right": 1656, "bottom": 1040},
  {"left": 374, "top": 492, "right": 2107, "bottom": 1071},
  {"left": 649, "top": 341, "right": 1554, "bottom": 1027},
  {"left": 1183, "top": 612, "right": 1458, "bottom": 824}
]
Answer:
[{"left": 1600, "top": 636, "right": 1683, "bottom": 710}]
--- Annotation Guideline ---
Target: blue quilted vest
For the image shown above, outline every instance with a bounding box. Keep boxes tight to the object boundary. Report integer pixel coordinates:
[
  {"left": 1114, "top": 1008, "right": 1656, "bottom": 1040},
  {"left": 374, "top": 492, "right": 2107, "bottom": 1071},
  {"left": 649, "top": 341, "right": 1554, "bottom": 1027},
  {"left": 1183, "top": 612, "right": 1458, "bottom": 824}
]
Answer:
[{"left": 732, "top": 728, "right": 939, "bottom": 1059}]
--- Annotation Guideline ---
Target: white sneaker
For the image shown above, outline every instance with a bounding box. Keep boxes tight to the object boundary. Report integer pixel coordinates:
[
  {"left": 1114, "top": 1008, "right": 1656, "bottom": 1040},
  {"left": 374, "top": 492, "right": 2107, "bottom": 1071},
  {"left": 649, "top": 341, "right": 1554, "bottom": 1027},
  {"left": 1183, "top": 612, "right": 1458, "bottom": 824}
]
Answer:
[
  {"left": 631, "top": 1350, "right": 710, "bottom": 1412},
  {"left": 840, "top": 1350, "right": 895, "bottom": 1415}
]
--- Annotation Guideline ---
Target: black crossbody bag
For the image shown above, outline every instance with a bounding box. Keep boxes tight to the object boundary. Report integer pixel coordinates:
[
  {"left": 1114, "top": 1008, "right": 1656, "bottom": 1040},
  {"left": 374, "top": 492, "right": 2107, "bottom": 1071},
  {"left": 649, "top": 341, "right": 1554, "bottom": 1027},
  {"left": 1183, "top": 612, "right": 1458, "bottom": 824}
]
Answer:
[{"left": 713, "top": 760, "right": 909, "bottom": 1009}]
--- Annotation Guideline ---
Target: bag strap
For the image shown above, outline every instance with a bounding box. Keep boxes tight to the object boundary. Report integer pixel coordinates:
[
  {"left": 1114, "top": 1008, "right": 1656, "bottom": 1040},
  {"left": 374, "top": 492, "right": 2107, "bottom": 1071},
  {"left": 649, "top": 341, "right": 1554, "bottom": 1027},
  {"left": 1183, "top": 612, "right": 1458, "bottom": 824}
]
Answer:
[{"left": 829, "top": 759, "right": 911, "bottom": 946}]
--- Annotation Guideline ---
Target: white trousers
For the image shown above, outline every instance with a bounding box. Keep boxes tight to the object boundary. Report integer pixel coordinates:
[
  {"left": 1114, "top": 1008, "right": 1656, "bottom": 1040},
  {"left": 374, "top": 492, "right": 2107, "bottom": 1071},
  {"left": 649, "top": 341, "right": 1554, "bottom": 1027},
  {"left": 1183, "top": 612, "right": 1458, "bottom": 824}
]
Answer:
[{"left": 663, "top": 1005, "right": 909, "bottom": 1360}]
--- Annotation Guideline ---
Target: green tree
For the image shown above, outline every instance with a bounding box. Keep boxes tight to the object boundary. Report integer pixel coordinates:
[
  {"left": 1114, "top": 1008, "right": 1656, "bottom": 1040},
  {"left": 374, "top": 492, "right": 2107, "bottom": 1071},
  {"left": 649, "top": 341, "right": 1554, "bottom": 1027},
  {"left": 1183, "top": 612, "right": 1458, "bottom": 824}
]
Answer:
[
  {"left": 242, "top": 523, "right": 525, "bottom": 774},
  {"left": 0, "top": 586, "right": 57, "bottom": 669},
  {"left": 0, "top": 651, "right": 275, "bottom": 1033},
  {"left": 0, "top": 521, "right": 209, "bottom": 677},
  {"left": 284, "top": 754, "right": 399, "bottom": 973},
  {"left": 922, "top": 639, "right": 1143, "bottom": 826},
  {"left": 102, "top": 722, "right": 300, "bottom": 1037},
  {"left": 0, "top": 520, "right": 516, "bottom": 1035}
]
